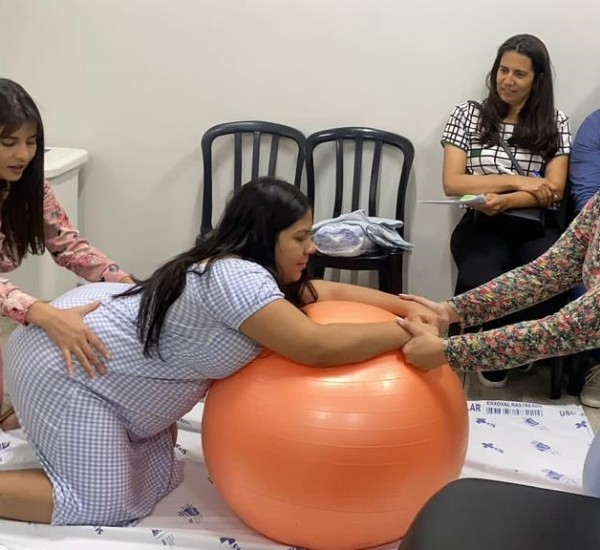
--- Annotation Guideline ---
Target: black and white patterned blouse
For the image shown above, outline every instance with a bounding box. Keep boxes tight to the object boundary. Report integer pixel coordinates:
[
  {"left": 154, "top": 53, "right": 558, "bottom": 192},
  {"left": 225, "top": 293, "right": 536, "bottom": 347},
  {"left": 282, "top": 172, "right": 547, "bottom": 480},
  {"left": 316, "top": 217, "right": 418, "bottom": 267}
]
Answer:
[{"left": 441, "top": 101, "right": 571, "bottom": 202}]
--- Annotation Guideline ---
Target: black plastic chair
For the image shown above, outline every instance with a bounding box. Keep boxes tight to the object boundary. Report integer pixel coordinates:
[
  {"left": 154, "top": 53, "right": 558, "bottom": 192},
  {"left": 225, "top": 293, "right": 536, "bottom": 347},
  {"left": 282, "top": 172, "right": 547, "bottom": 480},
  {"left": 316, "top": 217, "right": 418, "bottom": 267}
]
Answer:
[
  {"left": 548, "top": 179, "right": 580, "bottom": 398},
  {"left": 199, "top": 121, "right": 306, "bottom": 238},
  {"left": 305, "top": 127, "right": 415, "bottom": 294},
  {"left": 401, "top": 478, "right": 600, "bottom": 549}
]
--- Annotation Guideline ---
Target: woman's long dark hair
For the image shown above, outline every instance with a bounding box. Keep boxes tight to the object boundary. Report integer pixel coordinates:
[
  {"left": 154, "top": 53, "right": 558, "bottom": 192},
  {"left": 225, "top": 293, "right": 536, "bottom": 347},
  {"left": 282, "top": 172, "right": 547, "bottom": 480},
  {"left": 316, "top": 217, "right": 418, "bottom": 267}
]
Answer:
[
  {"left": 479, "top": 34, "right": 559, "bottom": 159},
  {"left": 120, "top": 177, "right": 317, "bottom": 358},
  {"left": 0, "top": 79, "right": 45, "bottom": 260}
]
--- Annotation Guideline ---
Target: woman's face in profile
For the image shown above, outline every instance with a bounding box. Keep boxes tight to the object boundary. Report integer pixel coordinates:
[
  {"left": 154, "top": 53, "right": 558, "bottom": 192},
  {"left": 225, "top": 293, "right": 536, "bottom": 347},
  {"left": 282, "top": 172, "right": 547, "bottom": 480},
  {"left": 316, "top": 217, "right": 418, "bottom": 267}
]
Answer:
[
  {"left": 274, "top": 210, "right": 316, "bottom": 285},
  {"left": 496, "top": 50, "right": 535, "bottom": 110}
]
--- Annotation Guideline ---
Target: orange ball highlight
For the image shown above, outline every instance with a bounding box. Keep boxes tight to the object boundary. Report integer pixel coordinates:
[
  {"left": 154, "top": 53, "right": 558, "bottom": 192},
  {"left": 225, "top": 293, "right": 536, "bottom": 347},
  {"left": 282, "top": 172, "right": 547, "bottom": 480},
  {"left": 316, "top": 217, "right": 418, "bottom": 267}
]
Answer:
[{"left": 202, "top": 301, "right": 468, "bottom": 550}]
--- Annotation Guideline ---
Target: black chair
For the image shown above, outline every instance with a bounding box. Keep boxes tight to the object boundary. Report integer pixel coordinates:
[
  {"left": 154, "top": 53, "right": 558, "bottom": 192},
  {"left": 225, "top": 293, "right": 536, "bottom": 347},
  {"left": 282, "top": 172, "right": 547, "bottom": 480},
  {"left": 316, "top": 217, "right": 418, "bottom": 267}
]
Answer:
[
  {"left": 305, "top": 127, "right": 415, "bottom": 294},
  {"left": 548, "top": 180, "right": 580, "bottom": 399},
  {"left": 401, "top": 478, "right": 600, "bottom": 549},
  {"left": 199, "top": 121, "right": 306, "bottom": 239}
]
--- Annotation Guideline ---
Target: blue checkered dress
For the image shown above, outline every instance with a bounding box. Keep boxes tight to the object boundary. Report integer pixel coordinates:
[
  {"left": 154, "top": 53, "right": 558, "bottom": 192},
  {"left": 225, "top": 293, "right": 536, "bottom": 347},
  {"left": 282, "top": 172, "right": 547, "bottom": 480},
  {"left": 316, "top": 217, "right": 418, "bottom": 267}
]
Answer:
[{"left": 4, "top": 258, "right": 284, "bottom": 526}]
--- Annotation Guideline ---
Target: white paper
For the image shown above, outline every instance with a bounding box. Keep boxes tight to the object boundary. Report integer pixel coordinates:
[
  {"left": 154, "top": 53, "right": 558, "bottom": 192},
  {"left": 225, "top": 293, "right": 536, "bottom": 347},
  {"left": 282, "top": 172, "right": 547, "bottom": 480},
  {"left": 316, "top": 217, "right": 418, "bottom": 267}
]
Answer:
[
  {"left": 420, "top": 194, "right": 486, "bottom": 207},
  {"left": 0, "top": 400, "right": 592, "bottom": 549}
]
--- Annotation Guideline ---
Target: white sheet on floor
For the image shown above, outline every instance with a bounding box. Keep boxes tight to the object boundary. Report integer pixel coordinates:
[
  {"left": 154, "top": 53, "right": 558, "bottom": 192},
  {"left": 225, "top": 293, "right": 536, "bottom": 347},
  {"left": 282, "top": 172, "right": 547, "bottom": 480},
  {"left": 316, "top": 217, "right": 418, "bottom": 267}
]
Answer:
[{"left": 0, "top": 400, "right": 593, "bottom": 549}]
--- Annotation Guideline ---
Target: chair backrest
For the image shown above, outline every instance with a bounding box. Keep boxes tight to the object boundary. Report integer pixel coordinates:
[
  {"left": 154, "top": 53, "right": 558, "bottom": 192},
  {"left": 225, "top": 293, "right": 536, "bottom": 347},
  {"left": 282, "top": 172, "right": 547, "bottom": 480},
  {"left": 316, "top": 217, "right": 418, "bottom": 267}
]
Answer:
[
  {"left": 305, "top": 127, "right": 415, "bottom": 236},
  {"left": 200, "top": 121, "right": 306, "bottom": 237}
]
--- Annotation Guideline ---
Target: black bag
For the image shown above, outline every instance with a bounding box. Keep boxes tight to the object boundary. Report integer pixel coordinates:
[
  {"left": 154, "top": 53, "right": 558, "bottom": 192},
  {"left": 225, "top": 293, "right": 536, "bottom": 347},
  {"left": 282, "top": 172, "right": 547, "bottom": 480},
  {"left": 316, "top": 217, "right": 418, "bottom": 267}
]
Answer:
[
  {"left": 468, "top": 101, "right": 545, "bottom": 238},
  {"left": 476, "top": 206, "right": 545, "bottom": 238}
]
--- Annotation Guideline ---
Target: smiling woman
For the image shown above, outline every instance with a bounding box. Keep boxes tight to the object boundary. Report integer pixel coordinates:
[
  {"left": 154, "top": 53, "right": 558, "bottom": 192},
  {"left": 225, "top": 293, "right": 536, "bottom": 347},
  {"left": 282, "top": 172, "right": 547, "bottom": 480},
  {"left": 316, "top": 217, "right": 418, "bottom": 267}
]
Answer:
[
  {"left": 0, "top": 78, "right": 134, "bottom": 431},
  {"left": 496, "top": 50, "right": 535, "bottom": 115},
  {"left": 438, "top": 34, "right": 572, "bottom": 389},
  {"left": 0, "top": 122, "right": 37, "bottom": 180}
]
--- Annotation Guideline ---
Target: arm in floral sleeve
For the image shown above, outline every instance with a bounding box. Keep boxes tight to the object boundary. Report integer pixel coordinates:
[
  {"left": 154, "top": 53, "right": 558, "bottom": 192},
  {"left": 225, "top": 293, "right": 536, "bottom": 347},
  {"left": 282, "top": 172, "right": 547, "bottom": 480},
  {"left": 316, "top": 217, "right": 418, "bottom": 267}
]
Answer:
[
  {"left": 448, "top": 194, "right": 600, "bottom": 328},
  {"left": 443, "top": 283, "right": 600, "bottom": 371},
  {"left": 0, "top": 277, "right": 38, "bottom": 324},
  {"left": 42, "top": 182, "right": 129, "bottom": 282}
]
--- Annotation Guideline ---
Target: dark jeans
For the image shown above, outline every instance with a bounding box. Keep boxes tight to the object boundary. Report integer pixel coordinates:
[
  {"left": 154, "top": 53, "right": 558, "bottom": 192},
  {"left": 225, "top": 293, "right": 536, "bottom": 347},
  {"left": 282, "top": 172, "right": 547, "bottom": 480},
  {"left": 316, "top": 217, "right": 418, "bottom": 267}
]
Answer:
[{"left": 451, "top": 209, "right": 567, "bottom": 332}]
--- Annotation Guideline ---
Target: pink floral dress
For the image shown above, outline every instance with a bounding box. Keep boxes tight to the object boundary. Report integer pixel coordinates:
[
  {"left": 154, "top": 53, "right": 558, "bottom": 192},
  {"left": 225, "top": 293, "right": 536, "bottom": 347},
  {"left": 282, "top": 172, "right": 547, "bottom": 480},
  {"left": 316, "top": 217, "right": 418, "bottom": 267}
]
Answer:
[
  {"left": 0, "top": 181, "right": 128, "bottom": 324},
  {"left": 444, "top": 193, "right": 600, "bottom": 371}
]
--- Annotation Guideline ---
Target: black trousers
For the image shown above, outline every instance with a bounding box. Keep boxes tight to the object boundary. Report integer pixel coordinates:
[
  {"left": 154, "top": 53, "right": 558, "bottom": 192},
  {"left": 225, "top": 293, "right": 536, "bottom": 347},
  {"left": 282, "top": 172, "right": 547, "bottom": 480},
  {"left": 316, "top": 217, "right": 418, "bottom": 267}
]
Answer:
[{"left": 450, "top": 209, "right": 566, "bottom": 330}]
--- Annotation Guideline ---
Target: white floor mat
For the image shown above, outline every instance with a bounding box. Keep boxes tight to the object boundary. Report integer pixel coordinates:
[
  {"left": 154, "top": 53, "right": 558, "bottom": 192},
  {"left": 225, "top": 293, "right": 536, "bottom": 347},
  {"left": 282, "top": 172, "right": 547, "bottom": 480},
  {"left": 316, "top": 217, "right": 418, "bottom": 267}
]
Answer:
[{"left": 0, "top": 400, "right": 593, "bottom": 549}]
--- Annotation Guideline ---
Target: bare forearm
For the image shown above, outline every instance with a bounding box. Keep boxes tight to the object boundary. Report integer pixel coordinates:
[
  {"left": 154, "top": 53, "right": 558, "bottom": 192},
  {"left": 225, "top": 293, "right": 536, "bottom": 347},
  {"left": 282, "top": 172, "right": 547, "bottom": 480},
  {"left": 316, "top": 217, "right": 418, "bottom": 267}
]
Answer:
[
  {"left": 443, "top": 174, "right": 520, "bottom": 196},
  {"left": 241, "top": 299, "right": 413, "bottom": 368},
  {"left": 312, "top": 280, "right": 433, "bottom": 318},
  {"left": 500, "top": 191, "right": 543, "bottom": 209},
  {"left": 24, "top": 300, "right": 54, "bottom": 327},
  {"left": 311, "top": 322, "right": 411, "bottom": 366}
]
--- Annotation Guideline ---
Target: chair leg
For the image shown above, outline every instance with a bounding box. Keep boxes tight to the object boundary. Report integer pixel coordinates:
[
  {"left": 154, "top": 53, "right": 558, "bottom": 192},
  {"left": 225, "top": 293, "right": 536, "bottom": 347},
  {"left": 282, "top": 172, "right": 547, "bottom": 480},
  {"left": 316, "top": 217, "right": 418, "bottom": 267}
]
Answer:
[
  {"left": 566, "top": 353, "right": 582, "bottom": 396},
  {"left": 549, "top": 357, "right": 563, "bottom": 400},
  {"left": 566, "top": 351, "right": 594, "bottom": 396},
  {"left": 390, "top": 269, "right": 403, "bottom": 295},
  {"left": 386, "top": 255, "right": 404, "bottom": 295},
  {"left": 309, "top": 262, "right": 326, "bottom": 280},
  {"left": 378, "top": 270, "right": 392, "bottom": 294}
]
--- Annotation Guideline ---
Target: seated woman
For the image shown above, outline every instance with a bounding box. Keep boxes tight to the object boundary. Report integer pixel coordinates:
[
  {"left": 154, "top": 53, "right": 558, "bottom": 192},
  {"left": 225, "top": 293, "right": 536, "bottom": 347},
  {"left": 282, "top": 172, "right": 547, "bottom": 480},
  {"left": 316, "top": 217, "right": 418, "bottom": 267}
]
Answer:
[
  {"left": 0, "top": 177, "right": 433, "bottom": 526},
  {"left": 397, "top": 191, "right": 600, "bottom": 377},
  {"left": 441, "top": 34, "right": 571, "bottom": 388}
]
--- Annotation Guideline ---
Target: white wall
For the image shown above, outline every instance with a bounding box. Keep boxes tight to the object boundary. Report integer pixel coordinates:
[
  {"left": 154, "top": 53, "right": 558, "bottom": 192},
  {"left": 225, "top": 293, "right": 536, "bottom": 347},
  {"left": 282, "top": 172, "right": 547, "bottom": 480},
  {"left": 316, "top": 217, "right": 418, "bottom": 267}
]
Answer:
[{"left": 0, "top": 0, "right": 599, "bottom": 299}]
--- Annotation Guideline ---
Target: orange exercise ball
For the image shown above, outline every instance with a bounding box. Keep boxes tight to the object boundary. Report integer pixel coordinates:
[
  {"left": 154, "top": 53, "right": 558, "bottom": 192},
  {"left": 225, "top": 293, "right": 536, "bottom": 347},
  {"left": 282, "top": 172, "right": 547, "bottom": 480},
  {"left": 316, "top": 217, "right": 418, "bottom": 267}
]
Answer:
[{"left": 202, "top": 301, "right": 468, "bottom": 550}]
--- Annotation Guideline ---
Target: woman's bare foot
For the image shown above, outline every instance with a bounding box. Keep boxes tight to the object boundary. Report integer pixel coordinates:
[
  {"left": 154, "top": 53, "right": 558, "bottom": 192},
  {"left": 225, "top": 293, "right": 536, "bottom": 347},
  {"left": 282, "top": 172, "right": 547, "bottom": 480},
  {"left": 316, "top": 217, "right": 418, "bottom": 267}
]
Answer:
[
  {"left": 0, "top": 393, "right": 20, "bottom": 431},
  {"left": 0, "top": 412, "right": 20, "bottom": 431}
]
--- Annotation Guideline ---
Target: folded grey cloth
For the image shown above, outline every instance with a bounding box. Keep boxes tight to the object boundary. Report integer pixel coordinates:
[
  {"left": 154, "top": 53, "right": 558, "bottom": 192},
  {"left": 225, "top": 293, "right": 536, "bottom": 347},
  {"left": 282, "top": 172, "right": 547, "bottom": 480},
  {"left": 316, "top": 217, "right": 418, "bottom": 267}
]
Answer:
[
  {"left": 312, "top": 210, "right": 413, "bottom": 257},
  {"left": 312, "top": 224, "right": 379, "bottom": 257}
]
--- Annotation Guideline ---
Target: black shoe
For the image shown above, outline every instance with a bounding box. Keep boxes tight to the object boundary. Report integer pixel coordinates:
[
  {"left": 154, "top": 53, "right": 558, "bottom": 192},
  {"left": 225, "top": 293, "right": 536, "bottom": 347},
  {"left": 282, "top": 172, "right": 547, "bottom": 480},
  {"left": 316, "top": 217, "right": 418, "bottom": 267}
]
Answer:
[
  {"left": 517, "top": 363, "right": 533, "bottom": 373},
  {"left": 477, "top": 370, "right": 508, "bottom": 388}
]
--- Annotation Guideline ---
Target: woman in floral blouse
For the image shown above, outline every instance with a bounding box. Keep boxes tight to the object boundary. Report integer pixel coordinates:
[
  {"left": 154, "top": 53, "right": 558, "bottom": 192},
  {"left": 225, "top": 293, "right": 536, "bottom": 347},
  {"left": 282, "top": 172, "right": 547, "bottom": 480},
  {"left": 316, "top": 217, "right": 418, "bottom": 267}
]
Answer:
[
  {"left": 398, "top": 192, "right": 600, "bottom": 374},
  {"left": 0, "top": 79, "right": 133, "bottom": 429}
]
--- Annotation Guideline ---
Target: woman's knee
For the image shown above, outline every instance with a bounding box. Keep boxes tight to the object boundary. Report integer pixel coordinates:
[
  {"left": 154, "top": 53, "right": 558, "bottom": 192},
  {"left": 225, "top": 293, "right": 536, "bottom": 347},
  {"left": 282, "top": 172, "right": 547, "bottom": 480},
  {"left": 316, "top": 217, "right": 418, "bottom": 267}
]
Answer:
[{"left": 517, "top": 229, "right": 562, "bottom": 263}]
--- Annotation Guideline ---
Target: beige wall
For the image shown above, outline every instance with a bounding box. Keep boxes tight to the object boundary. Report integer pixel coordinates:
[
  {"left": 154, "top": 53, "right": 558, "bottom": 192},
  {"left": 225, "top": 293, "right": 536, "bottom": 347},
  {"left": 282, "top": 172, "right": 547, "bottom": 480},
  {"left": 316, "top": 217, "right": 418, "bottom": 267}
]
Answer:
[{"left": 0, "top": 0, "right": 598, "bottom": 299}]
